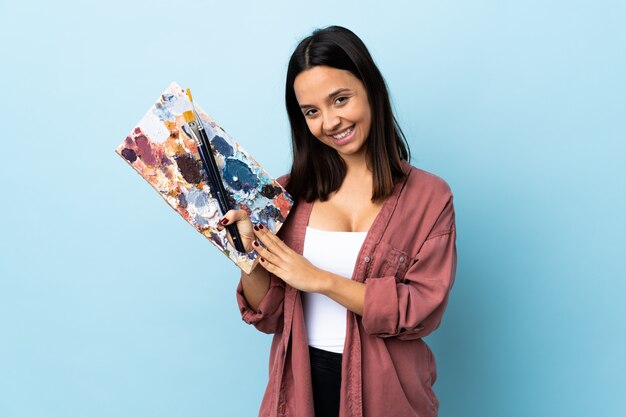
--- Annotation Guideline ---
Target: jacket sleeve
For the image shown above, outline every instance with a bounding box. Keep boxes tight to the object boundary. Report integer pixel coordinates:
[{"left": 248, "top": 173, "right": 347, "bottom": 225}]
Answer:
[
  {"left": 236, "top": 272, "right": 285, "bottom": 334},
  {"left": 362, "top": 198, "right": 457, "bottom": 340}
]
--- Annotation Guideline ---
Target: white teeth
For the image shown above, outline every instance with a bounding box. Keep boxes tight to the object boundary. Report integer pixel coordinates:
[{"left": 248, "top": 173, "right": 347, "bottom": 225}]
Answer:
[{"left": 332, "top": 127, "right": 353, "bottom": 140}]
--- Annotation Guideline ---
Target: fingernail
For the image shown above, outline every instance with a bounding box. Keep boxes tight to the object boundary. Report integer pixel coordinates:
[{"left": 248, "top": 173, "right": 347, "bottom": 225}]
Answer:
[
  {"left": 220, "top": 218, "right": 229, "bottom": 225},
  {"left": 253, "top": 241, "right": 259, "bottom": 247},
  {"left": 259, "top": 224, "right": 264, "bottom": 230},
  {"left": 260, "top": 257, "right": 265, "bottom": 262},
  {"left": 253, "top": 225, "right": 259, "bottom": 231}
]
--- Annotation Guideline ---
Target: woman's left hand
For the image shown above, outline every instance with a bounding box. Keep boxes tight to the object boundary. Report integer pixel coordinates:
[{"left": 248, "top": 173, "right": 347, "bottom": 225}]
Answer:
[{"left": 252, "top": 224, "right": 328, "bottom": 293}]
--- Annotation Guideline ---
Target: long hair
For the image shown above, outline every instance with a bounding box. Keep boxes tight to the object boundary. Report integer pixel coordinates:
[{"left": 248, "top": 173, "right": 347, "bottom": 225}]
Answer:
[{"left": 285, "top": 25, "right": 411, "bottom": 203}]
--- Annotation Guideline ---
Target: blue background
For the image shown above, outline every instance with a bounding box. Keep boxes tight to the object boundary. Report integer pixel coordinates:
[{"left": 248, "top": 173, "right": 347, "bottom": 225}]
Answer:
[{"left": 1, "top": 1, "right": 624, "bottom": 416}]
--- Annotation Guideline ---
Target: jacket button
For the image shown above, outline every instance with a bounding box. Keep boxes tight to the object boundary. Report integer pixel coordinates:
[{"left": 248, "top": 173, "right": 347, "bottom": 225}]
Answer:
[
  {"left": 364, "top": 256, "right": 371, "bottom": 263},
  {"left": 399, "top": 256, "right": 405, "bottom": 263}
]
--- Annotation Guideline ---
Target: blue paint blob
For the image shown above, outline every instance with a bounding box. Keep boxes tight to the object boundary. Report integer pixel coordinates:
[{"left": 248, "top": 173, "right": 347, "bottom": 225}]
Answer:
[
  {"left": 223, "top": 159, "right": 258, "bottom": 191},
  {"left": 187, "top": 188, "right": 209, "bottom": 207},
  {"left": 178, "top": 192, "right": 187, "bottom": 208},
  {"left": 153, "top": 99, "right": 177, "bottom": 122},
  {"left": 260, "top": 205, "right": 282, "bottom": 223},
  {"left": 181, "top": 124, "right": 193, "bottom": 140},
  {"left": 161, "top": 93, "right": 176, "bottom": 103},
  {"left": 211, "top": 135, "right": 234, "bottom": 157}
]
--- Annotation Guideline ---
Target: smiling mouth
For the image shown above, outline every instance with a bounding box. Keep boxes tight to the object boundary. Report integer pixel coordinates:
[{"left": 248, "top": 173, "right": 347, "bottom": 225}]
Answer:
[{"left": 329, "top": 126, "right": 354, "bottom": 140}]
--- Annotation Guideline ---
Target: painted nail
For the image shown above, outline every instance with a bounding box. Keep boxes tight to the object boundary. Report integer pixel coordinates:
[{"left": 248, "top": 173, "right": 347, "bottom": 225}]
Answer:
[
  {"left": 260, "top": 257, "right": 265, "bottom": 262},
  {"left": 259, "top": 224, "right": 264, "bottom": 229},
  {"left": 253, "top": 241, "right": 259, "bottom": 247},
  {"left": 220, "top": 218, "right": 229, "bottom": 225},
  {"left": 253, "top": 225, "right": 259, "bottom": 231}
]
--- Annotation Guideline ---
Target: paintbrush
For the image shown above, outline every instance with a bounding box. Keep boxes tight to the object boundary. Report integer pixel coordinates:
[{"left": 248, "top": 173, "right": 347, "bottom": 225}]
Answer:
[{"left": 182, "top": 88, "right": 247, "bottom": 253}]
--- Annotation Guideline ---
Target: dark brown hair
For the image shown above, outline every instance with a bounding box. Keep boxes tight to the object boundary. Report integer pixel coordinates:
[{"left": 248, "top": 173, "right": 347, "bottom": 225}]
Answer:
[{"left": 285, "top": 25, "right": 411, "bottom": 203}]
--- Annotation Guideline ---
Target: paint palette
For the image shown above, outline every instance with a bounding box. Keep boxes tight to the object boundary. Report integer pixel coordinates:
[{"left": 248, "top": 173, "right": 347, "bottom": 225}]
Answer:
[{"left": 116, "top": 81, "right": 293, "bottom": 273}]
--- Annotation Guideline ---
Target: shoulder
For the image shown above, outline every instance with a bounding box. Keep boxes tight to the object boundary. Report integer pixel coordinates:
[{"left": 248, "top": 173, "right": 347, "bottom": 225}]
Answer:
[
  {"left": 402, "top": 164, "right": 453, "bottom": 201},
  {"left": 396, "top": 164, "right": 455, "bottom": 236}
]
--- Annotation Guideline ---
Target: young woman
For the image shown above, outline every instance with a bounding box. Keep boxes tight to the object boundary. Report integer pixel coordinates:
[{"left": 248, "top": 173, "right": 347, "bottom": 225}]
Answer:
[{"left": 218, "top": 26, "right": 457, "bottom": 417}]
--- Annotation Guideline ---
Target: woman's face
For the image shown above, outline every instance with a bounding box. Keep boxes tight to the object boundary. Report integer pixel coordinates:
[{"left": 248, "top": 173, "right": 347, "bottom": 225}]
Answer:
[{"left": 293, "top": 66, "right": 372, "bottom": 161}]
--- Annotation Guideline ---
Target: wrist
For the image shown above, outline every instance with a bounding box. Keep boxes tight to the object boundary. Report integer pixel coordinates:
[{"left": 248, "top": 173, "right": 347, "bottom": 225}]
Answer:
[{"left": 316, "top": 269, "right": 336, "bottom": 295}]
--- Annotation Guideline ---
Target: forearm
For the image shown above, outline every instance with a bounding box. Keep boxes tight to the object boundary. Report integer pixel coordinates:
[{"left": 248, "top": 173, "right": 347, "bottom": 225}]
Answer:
[
  {"left": 318, "top": 270, "right": 366, "bottom": 316},
  {"left": 240, "top": 265, "right": 271, "bottom": 312}
]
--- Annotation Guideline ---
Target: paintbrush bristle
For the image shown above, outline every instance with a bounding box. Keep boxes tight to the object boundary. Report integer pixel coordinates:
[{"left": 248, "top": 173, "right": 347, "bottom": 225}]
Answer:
[
  {"left": 183, "top": 110, "right": 195, "bottom": 123},
  {"left": 186, "top": 88, "right": 193, "bottom": 102}
]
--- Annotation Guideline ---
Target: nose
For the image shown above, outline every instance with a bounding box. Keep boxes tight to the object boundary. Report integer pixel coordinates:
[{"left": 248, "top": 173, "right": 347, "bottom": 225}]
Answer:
[{"left": 322, "top": 110, "right": 341, "bottom": 134}]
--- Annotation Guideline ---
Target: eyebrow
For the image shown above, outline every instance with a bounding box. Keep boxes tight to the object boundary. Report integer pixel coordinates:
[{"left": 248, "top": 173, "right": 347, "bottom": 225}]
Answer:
[{"left": 298, "top": 88, "right": 352, "bottom": 109}]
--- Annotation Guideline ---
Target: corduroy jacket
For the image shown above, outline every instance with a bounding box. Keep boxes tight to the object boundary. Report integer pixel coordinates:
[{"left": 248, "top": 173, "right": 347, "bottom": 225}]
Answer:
[{"left": 236, "top": 162, "right": 457, "bottom": 417}]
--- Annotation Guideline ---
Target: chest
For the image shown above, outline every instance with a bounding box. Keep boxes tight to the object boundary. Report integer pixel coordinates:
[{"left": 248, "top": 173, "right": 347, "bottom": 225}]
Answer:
[{"left": 307, "top": 189, "right": 383, "bottom": 233}]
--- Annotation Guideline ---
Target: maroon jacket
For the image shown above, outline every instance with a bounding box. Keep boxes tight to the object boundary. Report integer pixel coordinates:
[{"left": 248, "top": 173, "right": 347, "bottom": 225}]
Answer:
[{"left": 236, "top": 162, "right": 457, "bottom": 417}]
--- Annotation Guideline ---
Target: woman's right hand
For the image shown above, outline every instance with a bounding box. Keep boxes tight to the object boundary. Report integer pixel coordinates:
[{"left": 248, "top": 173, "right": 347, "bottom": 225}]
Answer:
[{"left": 217, "top": 209, "right": 256, "bottom": 253}]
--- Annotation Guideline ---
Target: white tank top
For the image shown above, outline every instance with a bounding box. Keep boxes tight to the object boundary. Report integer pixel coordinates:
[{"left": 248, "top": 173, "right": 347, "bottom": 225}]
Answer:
[{"left": 302, "top": 226, "right": 368, "bottom": 354}]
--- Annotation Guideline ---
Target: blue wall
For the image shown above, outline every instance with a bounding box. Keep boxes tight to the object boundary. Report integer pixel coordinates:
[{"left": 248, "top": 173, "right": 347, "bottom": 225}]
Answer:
[{"left": 1, "top": 1, "right": 624, "bottom": 416}]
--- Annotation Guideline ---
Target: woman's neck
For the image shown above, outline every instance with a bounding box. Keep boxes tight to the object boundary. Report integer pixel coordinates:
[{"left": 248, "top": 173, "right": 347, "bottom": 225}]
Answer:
[{"left": 342, "top": 154, "right": 372, "bottom": 180}]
